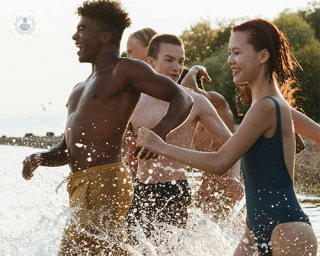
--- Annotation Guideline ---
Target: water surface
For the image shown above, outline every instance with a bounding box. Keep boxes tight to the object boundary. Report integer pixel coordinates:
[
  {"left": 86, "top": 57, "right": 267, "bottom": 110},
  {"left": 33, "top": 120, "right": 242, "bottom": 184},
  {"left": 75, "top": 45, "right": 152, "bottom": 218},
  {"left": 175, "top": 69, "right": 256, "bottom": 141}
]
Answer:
[{"left": 0, "top": 145, "right": 318, "bottom": 255}]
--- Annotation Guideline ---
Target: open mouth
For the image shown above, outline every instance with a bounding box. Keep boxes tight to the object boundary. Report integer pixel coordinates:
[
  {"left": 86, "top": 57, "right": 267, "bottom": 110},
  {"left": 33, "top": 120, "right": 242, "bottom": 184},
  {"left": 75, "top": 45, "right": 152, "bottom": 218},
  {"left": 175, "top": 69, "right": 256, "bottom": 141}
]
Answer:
[
  {"left": 232, "top": 68, "right": 241, "bottom": 76},
  {"left": 76, "top": 44, "right": 84, "bottom": 55},
  {"left": 168, "top": 74, "right": 178, "bottom": 81}
]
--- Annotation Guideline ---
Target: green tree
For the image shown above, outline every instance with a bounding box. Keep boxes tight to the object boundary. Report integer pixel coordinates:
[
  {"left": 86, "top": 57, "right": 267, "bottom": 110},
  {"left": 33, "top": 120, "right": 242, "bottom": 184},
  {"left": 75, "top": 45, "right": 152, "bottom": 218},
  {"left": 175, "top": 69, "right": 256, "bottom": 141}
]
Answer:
[
  {"left": 180, "top": 19, "right": 217, "bottom": 66},
  {"left": 274, "top": 10, "right": 315, "bottom": 50},
  {"left": 298, "top": 1, "right": 320, "bottom": 41},
  {"left": 294, "top": 39, "right": 320, "bottom": 121},
  {"left": 274, "top": 11, "right": 320, "bottom": 121}
]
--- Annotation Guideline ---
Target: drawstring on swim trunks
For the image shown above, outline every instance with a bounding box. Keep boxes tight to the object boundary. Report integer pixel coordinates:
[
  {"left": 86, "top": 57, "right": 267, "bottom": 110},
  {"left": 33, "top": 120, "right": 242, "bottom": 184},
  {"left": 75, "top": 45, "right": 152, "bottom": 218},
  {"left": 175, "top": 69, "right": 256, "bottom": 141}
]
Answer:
[{"left": 55, "top": 175, "right": 71, "bottom": 193}]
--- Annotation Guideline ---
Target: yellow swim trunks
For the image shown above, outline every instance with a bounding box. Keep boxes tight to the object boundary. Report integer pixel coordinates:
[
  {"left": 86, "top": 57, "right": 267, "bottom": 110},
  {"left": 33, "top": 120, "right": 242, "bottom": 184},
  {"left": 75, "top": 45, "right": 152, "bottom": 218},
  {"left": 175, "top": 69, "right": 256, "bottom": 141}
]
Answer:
[{"left": 59, "top": 162, "right": 134, "bottom": 256}]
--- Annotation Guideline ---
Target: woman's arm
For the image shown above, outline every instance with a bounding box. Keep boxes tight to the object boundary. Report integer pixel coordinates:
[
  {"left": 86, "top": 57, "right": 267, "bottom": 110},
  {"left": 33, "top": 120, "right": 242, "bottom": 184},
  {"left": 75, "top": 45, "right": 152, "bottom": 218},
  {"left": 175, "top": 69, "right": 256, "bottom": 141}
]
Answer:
[
  {"left": 291, "top": 108, "right": 320, "bottom": 150},
  {"left": 137, "top": 98, "right": 275, "bottom": 175}
]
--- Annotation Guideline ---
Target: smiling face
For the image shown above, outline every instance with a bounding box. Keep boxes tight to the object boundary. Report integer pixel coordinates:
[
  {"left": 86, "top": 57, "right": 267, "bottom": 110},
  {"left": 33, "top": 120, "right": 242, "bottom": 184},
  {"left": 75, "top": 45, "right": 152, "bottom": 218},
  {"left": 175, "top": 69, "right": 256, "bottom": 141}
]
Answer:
[
  {"left": 148, "top": 42, "right": 185, "bottom": 82},
  {"left": 227, "top": 31, "right": 261, "bottom": 85},
  {"left": 72, "top": 16, "right": 105, "bottom": 63},
  {"left": 126, "top": 36, "right": 148, "bottom": 62},
  {"left": 236, "top": 83, "right": 252, "bottom": 105}
]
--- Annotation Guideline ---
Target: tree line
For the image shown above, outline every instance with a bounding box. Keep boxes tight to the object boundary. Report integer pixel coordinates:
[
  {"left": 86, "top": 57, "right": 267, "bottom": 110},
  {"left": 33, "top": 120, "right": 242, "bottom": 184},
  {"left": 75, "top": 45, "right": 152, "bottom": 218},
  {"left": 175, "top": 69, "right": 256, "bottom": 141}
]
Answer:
[{"left": 180, "top": 2, "right": 320, "bottom": 123}]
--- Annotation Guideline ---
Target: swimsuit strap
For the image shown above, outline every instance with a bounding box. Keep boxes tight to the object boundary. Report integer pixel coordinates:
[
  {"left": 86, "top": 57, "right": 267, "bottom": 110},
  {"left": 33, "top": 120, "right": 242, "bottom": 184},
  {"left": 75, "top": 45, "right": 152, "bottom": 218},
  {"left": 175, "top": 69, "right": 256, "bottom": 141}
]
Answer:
[{"left": 263, "top": 96, "right": 282, "bottom": 142}]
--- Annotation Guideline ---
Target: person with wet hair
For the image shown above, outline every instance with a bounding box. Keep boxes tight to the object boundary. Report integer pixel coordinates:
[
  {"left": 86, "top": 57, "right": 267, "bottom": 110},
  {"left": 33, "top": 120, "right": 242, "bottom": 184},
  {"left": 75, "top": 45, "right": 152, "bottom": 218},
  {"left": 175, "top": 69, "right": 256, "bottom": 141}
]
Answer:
[
  {"left": 136, "top": 19, "right": 318, "bottom": 255},
  {"left": 21, "top": 1, "right": 193, "bottom": 255}
]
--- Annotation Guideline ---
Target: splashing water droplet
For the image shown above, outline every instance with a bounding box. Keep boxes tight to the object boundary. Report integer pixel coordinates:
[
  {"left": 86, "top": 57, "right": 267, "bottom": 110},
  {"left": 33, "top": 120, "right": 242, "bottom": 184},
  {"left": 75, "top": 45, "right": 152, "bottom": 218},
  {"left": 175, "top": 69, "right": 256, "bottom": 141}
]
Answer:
[
  {"left": 242, "top": 238, "right": 249, "bottom": 244},
  {"left": 86, "top": 157, "right": 92, "bottom": 162},
  {"left": 148, "top": 169, "right": 153, "bottom": 174},
  {"left": 75, "top": 143, "right": 83, "bottom": 148}
]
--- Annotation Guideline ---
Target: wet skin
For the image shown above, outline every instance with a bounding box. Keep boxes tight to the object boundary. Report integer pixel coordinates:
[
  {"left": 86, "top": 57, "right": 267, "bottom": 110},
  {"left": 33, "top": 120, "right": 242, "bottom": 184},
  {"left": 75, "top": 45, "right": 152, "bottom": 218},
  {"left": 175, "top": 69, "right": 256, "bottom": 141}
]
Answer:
[{"left": 22, "top": 16, "right": 193, "bottom": 177}]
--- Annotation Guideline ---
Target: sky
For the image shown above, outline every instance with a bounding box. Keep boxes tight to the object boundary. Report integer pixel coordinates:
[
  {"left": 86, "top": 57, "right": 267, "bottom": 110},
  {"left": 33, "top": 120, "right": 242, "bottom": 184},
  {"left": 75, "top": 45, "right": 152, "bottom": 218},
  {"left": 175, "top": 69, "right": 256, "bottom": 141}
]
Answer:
[{"left": 0, "top": 0, "right": 314, "bottom": 136}]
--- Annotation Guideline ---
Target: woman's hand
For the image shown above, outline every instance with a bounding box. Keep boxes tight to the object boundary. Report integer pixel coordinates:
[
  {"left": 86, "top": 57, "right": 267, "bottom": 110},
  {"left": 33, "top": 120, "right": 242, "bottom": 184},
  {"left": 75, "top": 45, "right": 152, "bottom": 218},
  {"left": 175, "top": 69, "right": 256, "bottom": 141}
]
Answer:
[
  {"left": 220, "top": 177, "right": 245, "bottom": 202},
  {"left": 136, "top": 127, "right": 166, "bottom": 159}
]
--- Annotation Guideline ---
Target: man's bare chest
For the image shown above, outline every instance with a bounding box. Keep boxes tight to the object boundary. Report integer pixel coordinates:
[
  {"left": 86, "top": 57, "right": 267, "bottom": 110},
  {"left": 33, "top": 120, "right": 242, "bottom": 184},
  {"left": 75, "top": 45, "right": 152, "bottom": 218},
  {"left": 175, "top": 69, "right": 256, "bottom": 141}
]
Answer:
[{"left": 67, "top": 79, "right": 120, "bottom": 112}]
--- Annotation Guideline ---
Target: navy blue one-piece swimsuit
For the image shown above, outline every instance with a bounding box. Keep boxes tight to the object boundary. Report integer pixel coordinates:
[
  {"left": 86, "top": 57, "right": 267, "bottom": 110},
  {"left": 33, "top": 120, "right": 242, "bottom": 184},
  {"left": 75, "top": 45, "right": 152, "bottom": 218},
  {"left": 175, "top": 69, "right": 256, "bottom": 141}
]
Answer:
[{"left": 241, "top": 96, "right": 311, "bottom": 255}]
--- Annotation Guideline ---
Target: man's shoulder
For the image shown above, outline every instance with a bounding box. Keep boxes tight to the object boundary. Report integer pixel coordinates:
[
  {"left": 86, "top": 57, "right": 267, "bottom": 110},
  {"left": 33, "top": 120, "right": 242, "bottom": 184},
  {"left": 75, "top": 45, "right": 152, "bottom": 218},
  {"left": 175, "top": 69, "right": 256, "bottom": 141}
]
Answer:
[
  {"left": 205, "top": 91, "right": 230, "bottom": 109},
  {"left": 207, "top": 91, "right": 226, "bottom": 102},
  {"left": 188, "top": 90, "right": 211, "bottom": 106},
  {"left": 115, "top": 57, "right": 148, "bottom": 70}
]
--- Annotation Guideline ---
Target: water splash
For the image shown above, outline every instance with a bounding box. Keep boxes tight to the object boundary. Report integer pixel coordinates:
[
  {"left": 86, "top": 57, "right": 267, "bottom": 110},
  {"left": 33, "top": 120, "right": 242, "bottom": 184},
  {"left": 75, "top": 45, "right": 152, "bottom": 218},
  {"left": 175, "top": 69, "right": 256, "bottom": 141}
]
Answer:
[{"left": 1, "top": 146, "right": 319, "bottom": 255}]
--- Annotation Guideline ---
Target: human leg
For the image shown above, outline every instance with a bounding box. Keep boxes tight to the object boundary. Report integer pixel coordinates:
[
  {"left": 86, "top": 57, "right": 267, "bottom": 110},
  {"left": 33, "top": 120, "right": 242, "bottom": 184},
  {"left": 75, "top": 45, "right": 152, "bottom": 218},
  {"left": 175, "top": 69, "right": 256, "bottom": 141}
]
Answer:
[
  {"left": 271, "top": 221, "right": 318, "bottom": 256},
  {"left": 233, "top": 224, "right": 260, "bottom": 256}
]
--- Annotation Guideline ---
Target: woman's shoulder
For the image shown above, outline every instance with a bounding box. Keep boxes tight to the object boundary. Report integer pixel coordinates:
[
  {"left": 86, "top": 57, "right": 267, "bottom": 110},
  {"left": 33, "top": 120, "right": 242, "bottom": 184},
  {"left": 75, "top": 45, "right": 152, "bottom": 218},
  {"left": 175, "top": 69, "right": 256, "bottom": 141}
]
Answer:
[{"left": 249, "top": 96, "right": 278, "bottom": 116}]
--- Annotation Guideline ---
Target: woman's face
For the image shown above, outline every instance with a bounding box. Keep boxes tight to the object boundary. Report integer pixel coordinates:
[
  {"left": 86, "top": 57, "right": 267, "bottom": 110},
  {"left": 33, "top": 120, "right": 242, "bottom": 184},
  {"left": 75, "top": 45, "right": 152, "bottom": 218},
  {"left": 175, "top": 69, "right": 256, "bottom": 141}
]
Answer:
[
  {"left": 227, "top": 31, "right": 261, "bottom": 85},
  {"left": 236, "top": 83, "right": 252, "bottom": 105},
  {"left": 126, "top": 36, "right": 148, "bottom": 62}
]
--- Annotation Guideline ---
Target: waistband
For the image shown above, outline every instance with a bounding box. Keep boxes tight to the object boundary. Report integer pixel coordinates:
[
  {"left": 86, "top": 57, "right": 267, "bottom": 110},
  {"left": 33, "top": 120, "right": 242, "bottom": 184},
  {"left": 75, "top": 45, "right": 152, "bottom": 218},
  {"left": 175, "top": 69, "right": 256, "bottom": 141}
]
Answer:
[
  {"left": 70, "top": 162, "right": 124, "bottom": 179},
  {"left": 134, "top": 179, "right": 189, "bottom": 187}
]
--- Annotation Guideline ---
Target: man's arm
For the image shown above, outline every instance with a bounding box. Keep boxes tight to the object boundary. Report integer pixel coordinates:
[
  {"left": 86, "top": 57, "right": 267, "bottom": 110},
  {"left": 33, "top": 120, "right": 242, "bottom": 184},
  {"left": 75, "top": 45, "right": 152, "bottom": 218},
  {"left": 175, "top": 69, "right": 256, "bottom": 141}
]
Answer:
[
  {"left": 123, "top": 59, "right": 193, "bottom": 159},
  {"left": 194, "top": 93, "right": 243, "bottom": 200},
  {"left": 22, "top": 136, "right": 69, "bottom": 180},
  {"left": 181, "top": 65, "right": 234, "bottom": 132}
]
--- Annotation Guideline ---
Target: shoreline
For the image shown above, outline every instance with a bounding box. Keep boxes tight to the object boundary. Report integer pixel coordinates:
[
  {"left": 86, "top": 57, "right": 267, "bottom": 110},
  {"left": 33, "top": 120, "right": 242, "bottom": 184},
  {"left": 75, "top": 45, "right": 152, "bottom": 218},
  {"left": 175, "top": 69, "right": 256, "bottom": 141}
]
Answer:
[
  {"left": 1, "top": 134, "right": 319, "bottom": 197},
  {"left": 0, "top": 133, "right": 63, "bottom": 149}
]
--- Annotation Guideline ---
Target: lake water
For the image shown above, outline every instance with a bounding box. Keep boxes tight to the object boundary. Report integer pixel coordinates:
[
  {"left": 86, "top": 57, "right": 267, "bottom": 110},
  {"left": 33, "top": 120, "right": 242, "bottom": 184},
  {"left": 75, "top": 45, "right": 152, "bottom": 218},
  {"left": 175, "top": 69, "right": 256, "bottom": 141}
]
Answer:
[{"left": 0, "top": 145, "right": 319, "bottom": 255}]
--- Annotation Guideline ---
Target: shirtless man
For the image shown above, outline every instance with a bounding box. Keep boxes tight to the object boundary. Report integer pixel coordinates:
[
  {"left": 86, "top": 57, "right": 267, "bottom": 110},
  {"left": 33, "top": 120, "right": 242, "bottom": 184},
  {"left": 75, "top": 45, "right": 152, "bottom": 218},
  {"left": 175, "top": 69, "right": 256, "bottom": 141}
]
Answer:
[
  {"left": 180, "top": 67, "right": 242, "bottom": 221},
  {"left": 21, "top": 2, "right": 193, "bottom": 255},
  {"left": 127, "top": 34, "right": 241, "bottom": 239}
]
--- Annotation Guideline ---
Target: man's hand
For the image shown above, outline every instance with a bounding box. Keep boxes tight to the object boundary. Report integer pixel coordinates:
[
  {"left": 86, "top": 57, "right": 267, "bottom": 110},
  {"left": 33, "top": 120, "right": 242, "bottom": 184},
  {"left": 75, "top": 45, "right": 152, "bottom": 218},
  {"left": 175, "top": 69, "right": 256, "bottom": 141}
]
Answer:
[
  {"left": 22, "top": 153, "right": 43, "bottom": 180},
  {"left": 220, "top": 177, "right": 244, "bottom": 202},
  {"left": 189, "top": 65, "right": 212, "bottom": 83}
]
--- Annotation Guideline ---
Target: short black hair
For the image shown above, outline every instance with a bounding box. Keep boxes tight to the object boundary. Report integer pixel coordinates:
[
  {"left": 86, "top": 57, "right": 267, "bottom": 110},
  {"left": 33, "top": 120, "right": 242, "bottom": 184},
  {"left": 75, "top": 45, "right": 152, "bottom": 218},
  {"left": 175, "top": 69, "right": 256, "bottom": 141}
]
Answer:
[{"left": 76, "top": 0, "right": 131, "bottom": 47}]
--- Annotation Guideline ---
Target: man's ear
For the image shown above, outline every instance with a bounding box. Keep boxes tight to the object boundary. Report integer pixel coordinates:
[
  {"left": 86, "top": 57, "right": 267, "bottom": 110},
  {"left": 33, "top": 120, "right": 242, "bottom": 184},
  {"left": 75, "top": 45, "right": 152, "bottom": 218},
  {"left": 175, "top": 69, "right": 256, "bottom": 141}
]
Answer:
[
  {"left": 260, "top": 49, "right": 270, "bottom": 64},
  {"left": 101, "top": 32, "right": 112, "bottom": 44},
  {"left": 147, "top": 57, "right": 155, "bottom": 68}
]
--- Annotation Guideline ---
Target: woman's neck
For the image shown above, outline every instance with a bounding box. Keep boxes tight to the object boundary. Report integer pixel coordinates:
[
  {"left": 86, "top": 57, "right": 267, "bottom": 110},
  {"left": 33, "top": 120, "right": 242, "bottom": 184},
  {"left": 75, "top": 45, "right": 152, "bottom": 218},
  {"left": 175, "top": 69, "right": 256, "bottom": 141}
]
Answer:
[{"left": 249, "top": 77, "right": 279, "bottom": 103}]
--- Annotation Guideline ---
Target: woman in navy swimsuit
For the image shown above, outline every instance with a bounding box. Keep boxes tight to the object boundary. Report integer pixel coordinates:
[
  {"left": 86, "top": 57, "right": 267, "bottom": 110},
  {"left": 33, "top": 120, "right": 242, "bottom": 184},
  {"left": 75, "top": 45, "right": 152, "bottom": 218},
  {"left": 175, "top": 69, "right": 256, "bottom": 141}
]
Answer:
[{"left": 136, "top": 19, "right": 318, "bottom": 255}]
